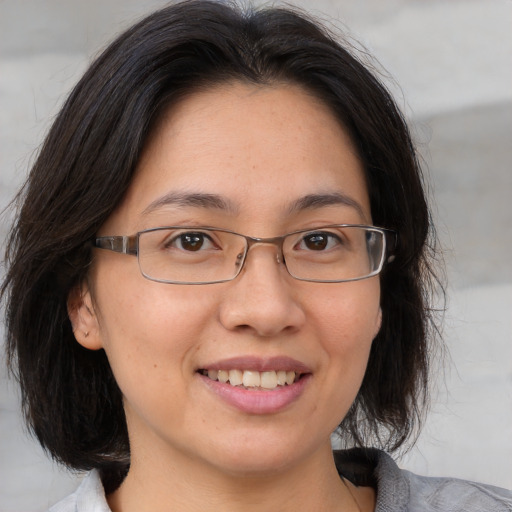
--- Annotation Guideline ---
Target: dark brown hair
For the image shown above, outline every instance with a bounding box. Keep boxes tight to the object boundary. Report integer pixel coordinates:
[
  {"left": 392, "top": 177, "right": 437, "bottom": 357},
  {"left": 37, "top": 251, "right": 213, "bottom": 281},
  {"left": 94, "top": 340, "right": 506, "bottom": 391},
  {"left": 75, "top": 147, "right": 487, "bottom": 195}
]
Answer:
[{"left": 1, "top": 0, "right": 441, "bottom": 486}]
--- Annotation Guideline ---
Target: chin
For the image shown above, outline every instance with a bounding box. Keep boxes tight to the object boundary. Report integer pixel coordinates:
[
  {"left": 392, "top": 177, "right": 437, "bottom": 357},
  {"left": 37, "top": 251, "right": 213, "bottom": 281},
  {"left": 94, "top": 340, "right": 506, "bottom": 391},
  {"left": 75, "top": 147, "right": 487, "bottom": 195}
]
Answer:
[
  {"left": 215, "top": 452, "right": 299, "bottom": 478},
  {"left": 201, "top": 429, "right": 322, "bottom": 477}
]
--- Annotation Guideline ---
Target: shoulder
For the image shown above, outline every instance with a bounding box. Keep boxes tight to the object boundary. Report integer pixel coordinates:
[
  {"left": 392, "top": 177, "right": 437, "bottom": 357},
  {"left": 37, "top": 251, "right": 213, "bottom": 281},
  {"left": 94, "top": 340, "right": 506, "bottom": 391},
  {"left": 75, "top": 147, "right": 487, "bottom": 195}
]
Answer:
[
  {"left": 334, "top": 448, "right": 512, "bottom": 512},
  {"left": 48, "top": 471, "right": 111, "bottom": 512},
  {"left": 404, "top": 470, "right": 512, "bottom": 512}
]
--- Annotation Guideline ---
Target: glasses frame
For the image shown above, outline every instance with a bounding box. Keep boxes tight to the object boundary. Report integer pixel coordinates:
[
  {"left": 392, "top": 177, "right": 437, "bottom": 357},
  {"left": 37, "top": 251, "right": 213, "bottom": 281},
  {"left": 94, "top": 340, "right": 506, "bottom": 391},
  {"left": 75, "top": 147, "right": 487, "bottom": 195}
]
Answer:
[{"left": 93, "top": 224, "right": 397, "bottom": 285}]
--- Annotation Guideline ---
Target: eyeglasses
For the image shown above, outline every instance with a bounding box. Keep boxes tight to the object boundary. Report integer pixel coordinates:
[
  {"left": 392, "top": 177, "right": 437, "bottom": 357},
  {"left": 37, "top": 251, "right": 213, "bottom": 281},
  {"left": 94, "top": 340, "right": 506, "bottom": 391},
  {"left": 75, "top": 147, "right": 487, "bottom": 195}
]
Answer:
[{"left": 93, "top": 225, "right": 396, "bottom": 285}]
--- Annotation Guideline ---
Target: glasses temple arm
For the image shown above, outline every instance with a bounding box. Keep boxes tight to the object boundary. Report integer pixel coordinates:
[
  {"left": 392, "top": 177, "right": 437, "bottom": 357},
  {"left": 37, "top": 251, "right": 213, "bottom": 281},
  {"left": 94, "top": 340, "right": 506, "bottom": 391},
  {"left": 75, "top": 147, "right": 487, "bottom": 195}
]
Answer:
[{"left": 93, "top": 235, "right": 138, "bottom": 255}]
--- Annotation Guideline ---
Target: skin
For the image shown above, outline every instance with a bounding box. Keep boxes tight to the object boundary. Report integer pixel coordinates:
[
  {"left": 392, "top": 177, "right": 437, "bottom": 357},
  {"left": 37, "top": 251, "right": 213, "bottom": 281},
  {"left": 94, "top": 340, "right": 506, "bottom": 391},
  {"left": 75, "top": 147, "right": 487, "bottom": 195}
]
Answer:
[{"left": 69, "top": 81, "right": 381, "bottom": 512}]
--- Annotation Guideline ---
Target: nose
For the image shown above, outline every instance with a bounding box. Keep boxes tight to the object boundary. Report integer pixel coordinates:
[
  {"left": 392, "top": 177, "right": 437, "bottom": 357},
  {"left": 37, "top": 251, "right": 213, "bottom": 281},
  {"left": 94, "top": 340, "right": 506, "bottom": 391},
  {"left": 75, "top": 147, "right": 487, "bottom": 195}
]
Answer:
[{"left": 218, "top": 244, "right": 306, "bottom": 337}]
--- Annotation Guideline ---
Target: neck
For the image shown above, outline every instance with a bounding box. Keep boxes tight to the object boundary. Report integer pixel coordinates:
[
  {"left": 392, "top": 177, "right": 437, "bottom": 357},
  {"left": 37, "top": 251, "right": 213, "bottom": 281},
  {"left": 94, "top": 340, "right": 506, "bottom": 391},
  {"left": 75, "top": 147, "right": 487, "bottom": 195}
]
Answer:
[{"left": 107, "top": 442, "right": 364, "bottom": 512}]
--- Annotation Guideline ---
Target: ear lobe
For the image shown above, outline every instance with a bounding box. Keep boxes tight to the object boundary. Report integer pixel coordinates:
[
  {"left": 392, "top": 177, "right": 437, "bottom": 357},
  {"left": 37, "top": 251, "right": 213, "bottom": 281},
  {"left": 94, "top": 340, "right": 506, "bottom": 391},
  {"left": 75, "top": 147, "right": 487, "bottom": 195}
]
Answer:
[{"left": 67, "top": 282, "right": 102, "bottom": 350}]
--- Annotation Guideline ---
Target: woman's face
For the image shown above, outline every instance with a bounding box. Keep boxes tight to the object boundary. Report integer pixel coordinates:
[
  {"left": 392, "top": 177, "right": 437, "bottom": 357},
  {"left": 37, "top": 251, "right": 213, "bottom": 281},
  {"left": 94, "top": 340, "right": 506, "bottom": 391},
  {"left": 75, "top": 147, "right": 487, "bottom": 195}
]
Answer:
[{"left": 73, "top": 82, "right": 381, "bottom": 477}]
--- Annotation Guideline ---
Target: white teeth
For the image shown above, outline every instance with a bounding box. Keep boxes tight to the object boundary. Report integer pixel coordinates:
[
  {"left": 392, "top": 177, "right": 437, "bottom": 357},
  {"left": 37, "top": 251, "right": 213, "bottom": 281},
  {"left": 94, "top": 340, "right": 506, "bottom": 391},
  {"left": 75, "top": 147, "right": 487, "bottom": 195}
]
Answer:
[
  {"left": 242, "top": 371, "right": 260, "bottom": 387},
  {"left": 217, "top": 370, "right": 229, "bottom": 383},
  {"left": 203, "top": 369, "right": 300, "bottom": 389},
  {"left": 276, "top": 370, "right": 287, "bottom": 386},
  {"left": 261, "top": 371, "right": 278, "bottom": 389},
  {"left": 228, "top": 369, "right": 243, "bottom": 386}
]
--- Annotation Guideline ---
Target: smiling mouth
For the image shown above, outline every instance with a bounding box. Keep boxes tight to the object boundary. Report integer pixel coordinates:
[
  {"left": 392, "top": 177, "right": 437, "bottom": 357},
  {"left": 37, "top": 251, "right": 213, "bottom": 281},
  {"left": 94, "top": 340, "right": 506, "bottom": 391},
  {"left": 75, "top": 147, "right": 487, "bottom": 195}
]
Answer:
[{"left": 198, "top": 369, "right": 303, "bottom": 390}]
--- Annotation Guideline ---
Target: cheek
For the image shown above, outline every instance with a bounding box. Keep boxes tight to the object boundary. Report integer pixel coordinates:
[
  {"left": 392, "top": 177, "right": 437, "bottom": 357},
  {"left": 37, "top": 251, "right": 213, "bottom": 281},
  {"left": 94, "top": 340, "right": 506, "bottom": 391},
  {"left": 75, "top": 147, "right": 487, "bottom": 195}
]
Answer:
[
  {"left": 288, "top": 286, "right": 379, "bottom": 435},
  {"left": 309, "top": 281, "right": 381, "bottom": 386},
  {"left": 312, "top": 280, "right": 381, "bottom": 344},
  {"left": 91, "top": 282, "right": 223, "bottom": 436},
  {"left": 91, "top": 270, "right": 219, "bottom": 386}
]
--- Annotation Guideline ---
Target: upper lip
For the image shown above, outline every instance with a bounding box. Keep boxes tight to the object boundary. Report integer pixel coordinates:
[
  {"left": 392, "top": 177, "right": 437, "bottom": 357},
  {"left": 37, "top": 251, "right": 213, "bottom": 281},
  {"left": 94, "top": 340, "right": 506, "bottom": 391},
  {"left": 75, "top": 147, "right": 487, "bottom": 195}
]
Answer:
[{"left": 197, "top": 356, "right": 312, "bottom": 373}]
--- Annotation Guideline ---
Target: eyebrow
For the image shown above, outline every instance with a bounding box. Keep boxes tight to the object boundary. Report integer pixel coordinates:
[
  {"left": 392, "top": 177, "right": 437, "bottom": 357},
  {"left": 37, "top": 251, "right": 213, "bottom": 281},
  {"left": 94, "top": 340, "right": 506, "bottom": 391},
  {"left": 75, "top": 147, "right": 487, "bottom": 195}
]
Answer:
[
  {"left": 142, "top": 190, "right": 366, "bottom": 220},
  {"left": 287, "top": 192, "right": 366, "bottom": 219},
  {"left": 142, "top": 192, "right": 239, "bottom": 216}
]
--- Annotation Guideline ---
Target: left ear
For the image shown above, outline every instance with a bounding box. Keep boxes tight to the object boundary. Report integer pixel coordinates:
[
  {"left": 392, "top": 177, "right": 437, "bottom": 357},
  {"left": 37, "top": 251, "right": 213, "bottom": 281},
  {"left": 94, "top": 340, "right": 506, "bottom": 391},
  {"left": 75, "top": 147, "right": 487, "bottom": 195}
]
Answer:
[{"left": 67, "top": 280, "right": 103, "bottom": 350}]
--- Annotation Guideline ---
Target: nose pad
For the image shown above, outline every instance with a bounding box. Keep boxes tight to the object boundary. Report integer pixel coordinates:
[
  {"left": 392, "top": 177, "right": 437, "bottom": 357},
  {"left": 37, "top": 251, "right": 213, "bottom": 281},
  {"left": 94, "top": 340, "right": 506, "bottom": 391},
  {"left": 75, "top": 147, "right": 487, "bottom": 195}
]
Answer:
[
  {"left": 235, "top": 252, "right": 244, "bottom": 267},
  {"left": 241, "top": 243, "right": 282, "bottom": 274},
  {"left": 238, "top": 239, "right": 285, "bottom": 275},
  {"left": 275, "top": 248, "right": 284, "bottom": 265}
]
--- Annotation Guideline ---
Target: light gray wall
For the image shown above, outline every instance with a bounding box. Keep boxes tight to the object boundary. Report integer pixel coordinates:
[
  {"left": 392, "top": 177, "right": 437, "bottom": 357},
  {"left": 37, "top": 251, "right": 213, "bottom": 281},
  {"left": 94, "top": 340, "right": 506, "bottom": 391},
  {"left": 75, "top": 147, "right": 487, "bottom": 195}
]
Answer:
[{"left": 1, "top": 1, "right": 511, "bottom": 510}]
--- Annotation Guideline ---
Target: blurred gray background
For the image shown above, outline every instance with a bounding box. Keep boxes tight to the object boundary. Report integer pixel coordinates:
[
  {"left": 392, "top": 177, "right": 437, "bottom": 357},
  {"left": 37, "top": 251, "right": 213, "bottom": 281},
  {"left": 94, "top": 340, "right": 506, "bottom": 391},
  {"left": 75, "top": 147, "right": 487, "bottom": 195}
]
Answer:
[{"left": 1, "top": 0, "right": 511, "bottom": 510}]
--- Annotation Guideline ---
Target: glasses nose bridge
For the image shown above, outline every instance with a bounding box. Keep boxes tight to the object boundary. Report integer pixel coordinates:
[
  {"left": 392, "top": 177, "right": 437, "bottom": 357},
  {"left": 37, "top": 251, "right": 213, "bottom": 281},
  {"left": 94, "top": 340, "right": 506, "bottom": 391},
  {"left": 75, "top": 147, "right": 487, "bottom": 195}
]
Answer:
[{"left": 243, "top": 234, "right": 286, "bottom": 265}]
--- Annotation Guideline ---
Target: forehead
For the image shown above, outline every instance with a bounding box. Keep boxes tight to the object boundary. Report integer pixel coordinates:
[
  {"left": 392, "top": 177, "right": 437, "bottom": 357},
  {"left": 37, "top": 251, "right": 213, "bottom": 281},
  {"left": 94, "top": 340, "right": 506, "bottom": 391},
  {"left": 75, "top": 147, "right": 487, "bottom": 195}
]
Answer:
[{"left": 102, "top": 81, "right": 370, "bottom": 232}]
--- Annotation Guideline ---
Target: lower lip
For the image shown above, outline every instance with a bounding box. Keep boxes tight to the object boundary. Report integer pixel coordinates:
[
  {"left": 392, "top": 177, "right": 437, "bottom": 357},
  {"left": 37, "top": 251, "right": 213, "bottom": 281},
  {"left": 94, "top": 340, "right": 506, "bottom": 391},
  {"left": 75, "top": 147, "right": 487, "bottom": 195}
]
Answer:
[{"left": 198, "top": 373, "right": 311, "bottom": 414}]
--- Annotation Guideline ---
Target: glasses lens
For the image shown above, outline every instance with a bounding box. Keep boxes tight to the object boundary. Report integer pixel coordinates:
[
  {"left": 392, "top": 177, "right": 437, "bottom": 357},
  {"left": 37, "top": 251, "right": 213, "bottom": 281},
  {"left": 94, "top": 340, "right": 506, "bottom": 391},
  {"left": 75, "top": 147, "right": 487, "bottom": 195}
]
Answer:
[
  {"left": 283, "top": 226, "right": 385, "bottom": 282},
  {"left": 138, "top": 228, "right": 247, "bottom": 284},
  {"left": 136, "top": 226, "right": 386, "bottom": 284}
]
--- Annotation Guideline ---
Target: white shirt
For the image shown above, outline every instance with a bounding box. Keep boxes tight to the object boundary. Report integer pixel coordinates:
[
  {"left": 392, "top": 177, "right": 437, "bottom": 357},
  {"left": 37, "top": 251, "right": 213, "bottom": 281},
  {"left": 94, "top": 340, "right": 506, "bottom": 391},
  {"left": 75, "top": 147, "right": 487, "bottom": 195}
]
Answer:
[{"left": 48, "top": 449, "right": 512, "bottom": 512}]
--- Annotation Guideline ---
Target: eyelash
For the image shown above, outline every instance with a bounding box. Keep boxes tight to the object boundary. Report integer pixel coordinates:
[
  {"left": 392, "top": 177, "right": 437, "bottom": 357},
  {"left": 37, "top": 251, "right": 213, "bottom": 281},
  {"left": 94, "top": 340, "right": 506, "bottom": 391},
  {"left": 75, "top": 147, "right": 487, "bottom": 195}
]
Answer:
[
  {"left": 295, "top": 232, "right": 343, "bottom": 251},
  {"left": 164, "top": 232, "right": 218, "bottom": 251}
]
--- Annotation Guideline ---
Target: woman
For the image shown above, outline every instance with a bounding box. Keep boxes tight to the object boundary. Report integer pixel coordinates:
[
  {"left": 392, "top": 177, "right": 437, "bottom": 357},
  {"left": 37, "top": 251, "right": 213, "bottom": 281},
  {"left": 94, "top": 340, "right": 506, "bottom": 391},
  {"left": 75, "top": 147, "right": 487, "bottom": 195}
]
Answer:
[{"left": 2, "top": 1, "right": 510, "bottom": 511}]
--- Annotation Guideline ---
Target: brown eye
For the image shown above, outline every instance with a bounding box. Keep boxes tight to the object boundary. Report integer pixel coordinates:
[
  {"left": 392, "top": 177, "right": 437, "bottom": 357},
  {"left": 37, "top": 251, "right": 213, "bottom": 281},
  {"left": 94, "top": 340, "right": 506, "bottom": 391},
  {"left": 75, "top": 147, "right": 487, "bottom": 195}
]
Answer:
[
  {"left": 168, "top": 232, "right": 215, "bottom": 252},
  {"left": 298, "top": 232, "right": 340, "bottom": 251},
  {"left": 181, "top": 233, "right": 204, "bottom": 251},
  {"left": 305, "top": 234, "right": 327, "bottom": 250}
]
